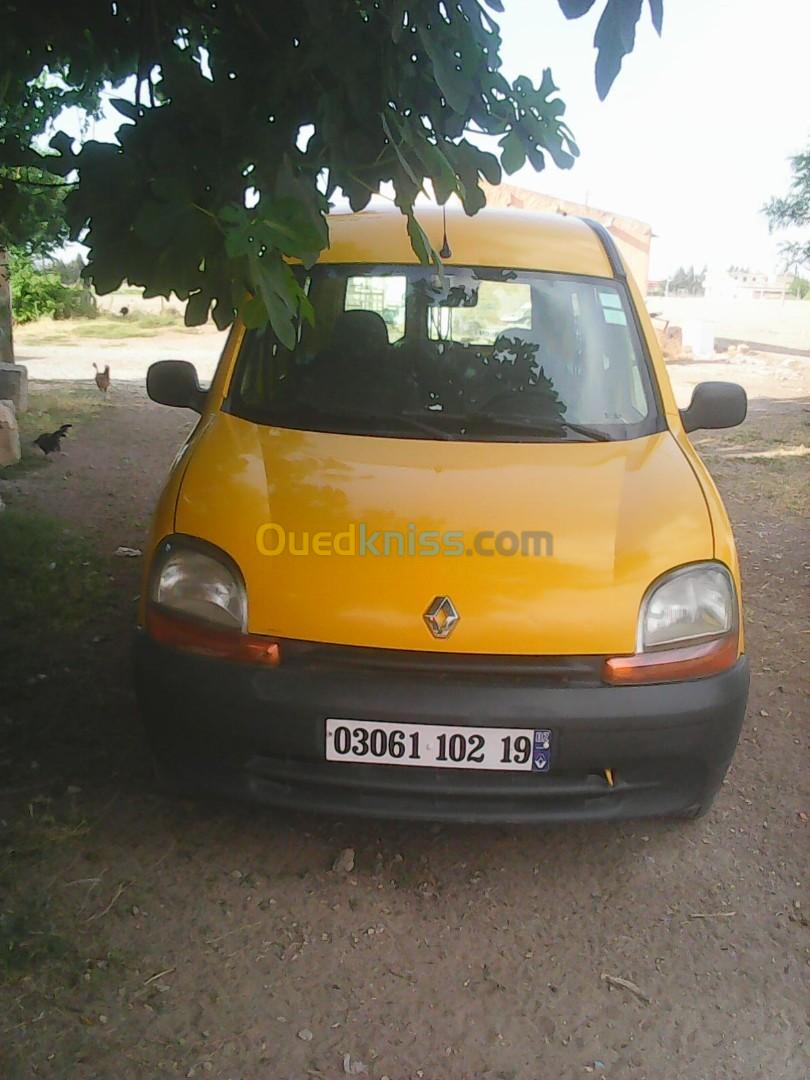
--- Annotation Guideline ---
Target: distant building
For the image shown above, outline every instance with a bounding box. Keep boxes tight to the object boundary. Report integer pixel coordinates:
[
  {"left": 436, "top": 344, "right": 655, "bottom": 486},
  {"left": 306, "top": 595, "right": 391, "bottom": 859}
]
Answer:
[
  {"left": 482, "top": 182, "right": 653, "bottom": 291},
  {"left": 705, "top": 267, "right": 793, "bottom": 300}
]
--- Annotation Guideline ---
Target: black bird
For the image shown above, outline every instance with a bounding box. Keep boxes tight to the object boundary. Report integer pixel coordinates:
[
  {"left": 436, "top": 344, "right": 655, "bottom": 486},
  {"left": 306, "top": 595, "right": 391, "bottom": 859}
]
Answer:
[{"left": 34, "top": 424, "right": 72, "bottom": 456}]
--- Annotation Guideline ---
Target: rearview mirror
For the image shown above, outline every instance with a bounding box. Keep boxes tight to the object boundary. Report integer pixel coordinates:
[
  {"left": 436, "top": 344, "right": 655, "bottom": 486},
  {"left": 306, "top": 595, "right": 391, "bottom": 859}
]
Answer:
[
  {"left": 680, "top": 381, "right": 747, "bottom": 433},
  {"left": 147, "top": 360, "right": 206, "bottom": 413}
]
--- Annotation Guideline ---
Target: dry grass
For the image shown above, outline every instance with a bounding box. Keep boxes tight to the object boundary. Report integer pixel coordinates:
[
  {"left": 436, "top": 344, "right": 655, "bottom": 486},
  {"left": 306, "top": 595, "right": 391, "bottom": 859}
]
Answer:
[
  {"left": 0, "top": 507, "right": 111, "bottom": 691},
  {"left": 693, "top": 407, "right": 810, "bottom": 516},
  {"left": 16, "top": 309, "right": 189, "bottom": 345},
  {"left": 2, "top": 383, "right": 104, "bottom": 476}
]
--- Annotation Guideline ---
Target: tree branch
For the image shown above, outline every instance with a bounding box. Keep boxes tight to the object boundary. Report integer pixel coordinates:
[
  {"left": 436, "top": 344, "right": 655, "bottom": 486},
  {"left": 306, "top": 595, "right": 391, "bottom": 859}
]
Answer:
[{"left": 0, "top": 174, "right": 77, "bottom": 189}]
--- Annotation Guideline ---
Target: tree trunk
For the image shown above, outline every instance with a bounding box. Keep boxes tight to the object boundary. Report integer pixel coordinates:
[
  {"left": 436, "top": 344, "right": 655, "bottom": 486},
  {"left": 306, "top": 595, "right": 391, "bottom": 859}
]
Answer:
[{"left": 0, "top": 247, "right": 14, "bottom": 364}]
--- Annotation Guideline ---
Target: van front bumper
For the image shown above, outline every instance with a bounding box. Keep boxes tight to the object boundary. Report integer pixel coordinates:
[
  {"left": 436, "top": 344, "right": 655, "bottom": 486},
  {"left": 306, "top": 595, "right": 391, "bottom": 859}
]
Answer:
[{"left": 133, "top": 634, "right": 749, "bottom": 824}]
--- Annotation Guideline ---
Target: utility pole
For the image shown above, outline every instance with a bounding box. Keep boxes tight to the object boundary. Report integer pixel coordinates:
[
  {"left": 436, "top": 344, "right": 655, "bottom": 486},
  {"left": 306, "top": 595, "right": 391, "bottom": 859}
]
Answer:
[{"left": 0, "top": 247, "right": 13, "bottom": 364}]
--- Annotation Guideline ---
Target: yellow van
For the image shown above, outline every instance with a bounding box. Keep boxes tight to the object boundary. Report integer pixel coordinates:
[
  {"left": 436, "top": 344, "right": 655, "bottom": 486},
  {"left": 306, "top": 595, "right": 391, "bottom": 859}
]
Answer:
[{"left": 136, "top": 206, "right": 749, "bottom": 822}]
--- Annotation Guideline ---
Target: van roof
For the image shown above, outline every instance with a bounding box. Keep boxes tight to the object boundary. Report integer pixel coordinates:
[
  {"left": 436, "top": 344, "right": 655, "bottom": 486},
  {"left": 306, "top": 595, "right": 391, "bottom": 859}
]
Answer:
[{"left": 325, "top": 205, "right": 615, "bottom": 279}]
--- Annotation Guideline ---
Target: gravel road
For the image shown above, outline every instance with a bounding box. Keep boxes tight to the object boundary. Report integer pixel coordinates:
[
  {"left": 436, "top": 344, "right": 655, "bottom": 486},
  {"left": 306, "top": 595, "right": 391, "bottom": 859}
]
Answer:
[{"left": 1, "top": 348, "right": 808, "bottom": 1080}]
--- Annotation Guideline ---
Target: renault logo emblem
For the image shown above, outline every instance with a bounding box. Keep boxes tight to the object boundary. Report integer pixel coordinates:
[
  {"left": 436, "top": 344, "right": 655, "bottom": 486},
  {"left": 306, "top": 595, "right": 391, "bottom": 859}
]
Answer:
[{"left": 423, "top": 596, "right": 460, "bottom": 639}]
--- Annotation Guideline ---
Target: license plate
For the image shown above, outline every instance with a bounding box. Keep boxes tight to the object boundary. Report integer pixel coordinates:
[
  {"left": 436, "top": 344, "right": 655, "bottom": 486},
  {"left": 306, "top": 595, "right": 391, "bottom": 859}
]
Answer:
[{"left": 325, "top": 719, "right": 552, "bottom": 772}]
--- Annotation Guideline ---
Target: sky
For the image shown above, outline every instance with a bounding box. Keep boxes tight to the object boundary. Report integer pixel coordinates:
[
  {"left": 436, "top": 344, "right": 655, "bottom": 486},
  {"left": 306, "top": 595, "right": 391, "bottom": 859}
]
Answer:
[
  {"left": 495, "top": 0, "right": 809, "bottom": 278},
  {"left": 55, "top": 0, "right": 808, "bottom": 280}
]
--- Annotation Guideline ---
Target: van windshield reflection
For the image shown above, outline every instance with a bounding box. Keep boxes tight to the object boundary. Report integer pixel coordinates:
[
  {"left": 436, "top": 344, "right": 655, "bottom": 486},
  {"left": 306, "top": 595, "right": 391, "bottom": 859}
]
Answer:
[{"left": 228, "top": 265, "right": 660, "bottom": 442}]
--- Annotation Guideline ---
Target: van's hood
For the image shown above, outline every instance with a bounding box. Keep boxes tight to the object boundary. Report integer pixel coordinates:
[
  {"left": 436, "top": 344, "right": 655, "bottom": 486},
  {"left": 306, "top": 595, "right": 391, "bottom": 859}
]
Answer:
[{"left": 174, "top": 415, "right": 713, "bottom": 654}]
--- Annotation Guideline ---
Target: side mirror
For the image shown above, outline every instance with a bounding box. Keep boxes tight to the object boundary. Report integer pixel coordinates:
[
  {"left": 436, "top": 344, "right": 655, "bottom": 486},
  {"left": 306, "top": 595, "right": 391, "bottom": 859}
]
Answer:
[
  {"left": 147, "top": 360, "right": 206, "bottom": 413},
  {"left": 680, "top": 381, "right": 747, "bottom": 433}
]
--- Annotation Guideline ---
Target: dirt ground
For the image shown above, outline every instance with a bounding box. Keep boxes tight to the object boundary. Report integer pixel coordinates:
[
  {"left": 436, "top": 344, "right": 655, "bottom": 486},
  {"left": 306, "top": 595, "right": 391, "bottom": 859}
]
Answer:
[
  {"left": 1, "top": 346, "right": 808, "bottom": 1080},
  {"left": 13, "top": 318, "right": 224, "bottom": 384}
]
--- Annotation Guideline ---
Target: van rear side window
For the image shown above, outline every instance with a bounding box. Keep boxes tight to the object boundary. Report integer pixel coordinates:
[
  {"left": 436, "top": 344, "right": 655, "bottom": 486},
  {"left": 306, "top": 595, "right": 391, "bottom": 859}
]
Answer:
[
  {"left": 227, "top": 265, "right": 662, "bottom": 442},
  {"left": 345, "top": 275, "right": 407, "bottom": 342}
]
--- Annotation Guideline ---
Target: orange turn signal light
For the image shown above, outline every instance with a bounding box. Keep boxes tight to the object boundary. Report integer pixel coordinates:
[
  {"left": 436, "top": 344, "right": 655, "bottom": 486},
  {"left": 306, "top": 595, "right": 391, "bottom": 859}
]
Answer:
[
  {"left": 146, "top": 605, "right": 281, "bottom": 666},
  {"left": 603, "top": 633, "right": 738, "bottom": 686}
]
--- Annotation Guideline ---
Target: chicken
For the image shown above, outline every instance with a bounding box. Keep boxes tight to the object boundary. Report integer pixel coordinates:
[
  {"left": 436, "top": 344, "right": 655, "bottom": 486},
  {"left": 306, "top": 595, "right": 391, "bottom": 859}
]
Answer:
[
  {"left": 34, "top": 424, "right": 72, "bottom": 456},
  {"left": 93, "top": 362, "right": 111, "bottom": 393}
]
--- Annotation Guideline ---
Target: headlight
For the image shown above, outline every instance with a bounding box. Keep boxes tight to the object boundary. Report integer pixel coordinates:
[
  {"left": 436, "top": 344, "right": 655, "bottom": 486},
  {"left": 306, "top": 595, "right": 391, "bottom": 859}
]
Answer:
[
  {"left": 639, "top": 563, "right": 736, "bottom": 651},
  {"left": 150, "top": 537, "right": 246, "bottom": 630}
]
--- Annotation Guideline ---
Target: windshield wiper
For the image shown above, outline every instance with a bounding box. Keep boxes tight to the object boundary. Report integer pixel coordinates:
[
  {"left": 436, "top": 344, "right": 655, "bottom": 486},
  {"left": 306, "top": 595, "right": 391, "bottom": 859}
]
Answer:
[
  {"left": 552, "top": 420, "right": 614, "bottom": 442},
  {"left": 391, "top": 413, "right": 455, "bottom": 439},
  {"left": 459, "top": 413, "right": 614, "bottom": 442},
  {"left": 263, "top": 402, "right": 611, "bottom": 442},
  {"left": 279, "top": 404, "right": 455, "bottom": 440}
]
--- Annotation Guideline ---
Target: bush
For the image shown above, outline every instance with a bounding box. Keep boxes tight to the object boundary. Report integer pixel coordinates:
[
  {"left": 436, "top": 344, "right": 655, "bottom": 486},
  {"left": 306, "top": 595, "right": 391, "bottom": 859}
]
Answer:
[
  {"left": 9, "top": 249, "right": 97, "bottom": 322},
  {"left": 54, "top": 285, "right": 97, "bottom": 320},
  {"left": 9, "top": 250, "right": 65, "bottom": 323},
  {"left": 122, "top": 309, "right": 182, "bottom": 328}
]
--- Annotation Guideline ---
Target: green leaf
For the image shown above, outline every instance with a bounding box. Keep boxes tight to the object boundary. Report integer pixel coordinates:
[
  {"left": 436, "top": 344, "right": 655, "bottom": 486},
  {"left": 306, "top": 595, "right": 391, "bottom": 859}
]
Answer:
[
  {"left": 390, "top": 0, "right": 408, "bottom": 42},
  {"left": 381, "top": 113, "right": 424, "bottom": 193},
  {"left": 240, "top": 296, "right": 268, "bottom": 330},
  {"left": 266, "top": 301, "right": 296, "bottom": 349},
  {"left": 218, "top": 204, "right": 246, "bottom": 228},
  {"left": 133, "top": 201, "right": 181, "bottom": 245},
  {"left": 594, "top": 0, "right": 644, "bottom": 100},
  {"left": 209, "top": 298, "right": 227, "bottom": 330},
  {"left": 249, "top": 253, "right": 297, "bottom": 349},
  {"left": 149, "top": 176, "right": 192, "bottom": 204},
  {"left": 410, "top": 138, "right": 458, "bottom": 205},
  {"left": 406, "top": 213, "right": 439, "bottom": 268},
  {"left": 499, "top": 131, "right": 526, "bottom": 175},
  {"left": 3, "top": 0, "right": 666, "bottom": 325},
  {"left": 299, "top": 291, "right": 315, "bottom": 327},
  {"left": 185, "top": 290, "right": 211, "bottom": 326},
  {"left": 417, "top": 27, "right": 472, "bottom": 114},
  {"left": 256, "top": 197, "right": 326, "bottom": 263},
  {"left": 47, "top": 131, "right": 76, "bottom": 169},
  {"left": 109, "top": 98, "right": 140, "bottom": 121},
  {"left": 84, "top": 261, "right": 125, "bottom": 296},
  {"left": 445, "top": 140, "right": 500, "bottom": 215},
  {"left": 557, "top": 0, "right": 596, "bottom": 16},
  {"left": 223, "top": 221, "right": 253, "bottom": 259}
]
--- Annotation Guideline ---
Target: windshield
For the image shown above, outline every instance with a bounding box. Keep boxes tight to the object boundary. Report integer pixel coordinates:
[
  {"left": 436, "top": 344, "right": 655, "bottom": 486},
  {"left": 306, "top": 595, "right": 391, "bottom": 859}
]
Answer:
[{"left": 226, "top": 265, "right": 661, "bottom": 442}]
